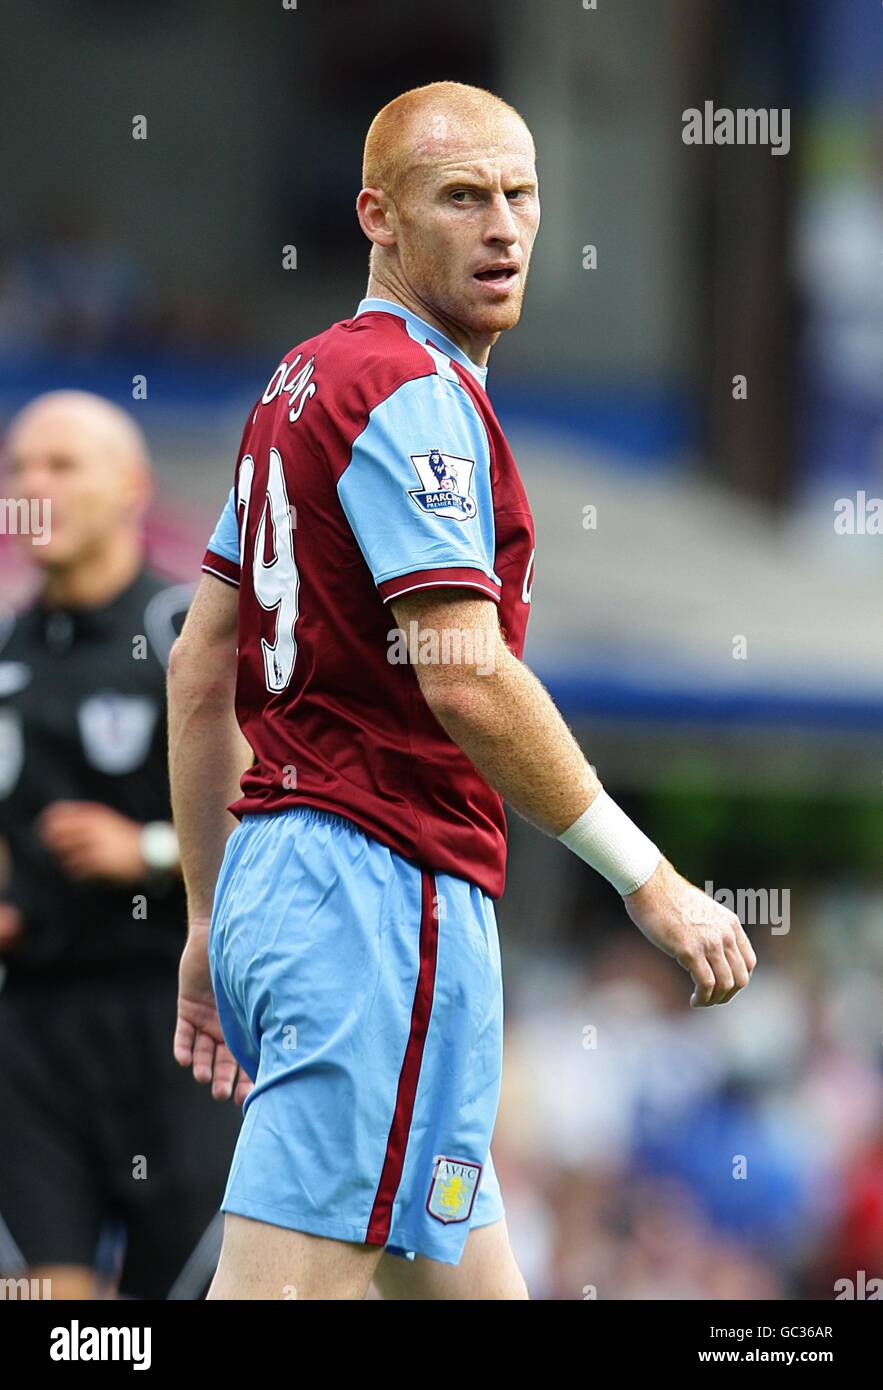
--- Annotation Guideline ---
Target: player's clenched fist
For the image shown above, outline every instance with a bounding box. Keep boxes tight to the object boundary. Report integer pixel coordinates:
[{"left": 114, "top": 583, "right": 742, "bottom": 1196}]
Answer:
[{"left": 623, "top": 858, "right": 756, "bottom": 1008}]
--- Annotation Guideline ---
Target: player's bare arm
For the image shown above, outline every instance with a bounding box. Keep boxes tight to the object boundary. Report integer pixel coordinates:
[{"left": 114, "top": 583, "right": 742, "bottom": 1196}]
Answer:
[
  {"left": 168, "top": 573, "right": 250, "bottom": 921},
  {"left": 390, "top": 587, "right": 756, "bottom": 1009},
  {"left": 167, "top": 572, "right": 253, "bottom": 1104}
]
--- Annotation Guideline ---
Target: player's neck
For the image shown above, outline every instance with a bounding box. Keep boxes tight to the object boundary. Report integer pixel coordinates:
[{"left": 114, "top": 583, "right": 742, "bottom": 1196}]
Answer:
[
  {"left": 363, "top": 279, "right": 496, "bottom": 368},
  {"left": 39, "top": 540, "right": 144, "bottom": 610}
]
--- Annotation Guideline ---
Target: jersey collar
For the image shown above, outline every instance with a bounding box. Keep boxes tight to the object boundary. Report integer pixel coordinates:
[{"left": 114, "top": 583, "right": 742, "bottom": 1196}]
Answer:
[
  {"left": 355, "top": 297, "right": 489, "bottom": 387},
  {"left": 35, "top": 566, "right": 149, "bottom": 645}
]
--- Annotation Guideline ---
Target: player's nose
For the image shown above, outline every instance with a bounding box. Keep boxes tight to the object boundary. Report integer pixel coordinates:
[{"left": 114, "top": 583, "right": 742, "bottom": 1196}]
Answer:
[{"left": 481, "top": 193, "right": 520, "bottom": 246}]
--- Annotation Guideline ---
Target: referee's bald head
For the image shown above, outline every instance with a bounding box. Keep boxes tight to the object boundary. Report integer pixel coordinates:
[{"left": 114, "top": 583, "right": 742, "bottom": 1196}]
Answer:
[
  {"left": 6, "top": 390, "right": 150, "bottom": 478},
  {"left": 3, "top": 390, "right": 153, "bottom": 568}
]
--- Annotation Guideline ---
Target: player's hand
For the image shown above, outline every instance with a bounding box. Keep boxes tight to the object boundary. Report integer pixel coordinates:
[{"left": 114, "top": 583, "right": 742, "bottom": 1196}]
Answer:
[
  {"left": 0, "top": 901, "right": 23, "bottom": 952},
  {"left": 175, "top": 923, "right": 253, "bottom": 1106},
  {"left": 624, "top": 858, "right": 756, "bottom": 1007},
  {"left": 37, "top": 801, "right": 146, "bottom": 883}
]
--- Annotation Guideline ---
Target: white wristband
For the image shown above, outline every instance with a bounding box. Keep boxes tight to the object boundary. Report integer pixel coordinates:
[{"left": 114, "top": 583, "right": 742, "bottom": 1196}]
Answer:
[{"left": 558, "top": 790, "right": 661, "bottom": 896}]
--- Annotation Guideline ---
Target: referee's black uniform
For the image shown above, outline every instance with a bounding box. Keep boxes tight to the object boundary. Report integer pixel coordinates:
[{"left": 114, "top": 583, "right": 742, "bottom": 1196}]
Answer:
[{"left": 0, "top": 566, "right": 241, "bottom": 1298}]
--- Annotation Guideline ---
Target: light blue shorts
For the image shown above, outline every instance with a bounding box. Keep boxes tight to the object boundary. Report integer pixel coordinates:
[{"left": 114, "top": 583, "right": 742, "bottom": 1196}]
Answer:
[{"left": 208, "top": 805, "right": 505, "bottom": 1266}]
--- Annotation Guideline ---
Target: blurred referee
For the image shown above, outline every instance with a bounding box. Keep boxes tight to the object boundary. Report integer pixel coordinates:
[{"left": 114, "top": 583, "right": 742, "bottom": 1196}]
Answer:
[{"left": 0, "top": 390, "right": 243, "bottom": 1299}]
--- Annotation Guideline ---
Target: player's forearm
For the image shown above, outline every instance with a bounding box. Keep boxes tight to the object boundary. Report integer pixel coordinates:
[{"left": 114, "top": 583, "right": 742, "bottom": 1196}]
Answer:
[
  {"left": 167, "top": 644, "right": 251, "bottom": 925},
  {"left": 420, "top": 642, "right": 601, "bottom": 835}
]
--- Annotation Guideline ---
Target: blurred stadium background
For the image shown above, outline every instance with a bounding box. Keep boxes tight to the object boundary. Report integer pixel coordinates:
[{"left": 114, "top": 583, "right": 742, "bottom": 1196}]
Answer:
[{"left": 1, "top": 0, "right": 882, "bottom": 1299}]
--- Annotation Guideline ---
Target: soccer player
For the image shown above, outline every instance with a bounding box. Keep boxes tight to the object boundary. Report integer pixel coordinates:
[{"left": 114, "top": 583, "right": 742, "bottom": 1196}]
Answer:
[
  {"left": 169, "top": 81, "right": 756, "bottom": 1301},
  {"left": 0, "top": 391, "right": 244, "bottom": 1299}
]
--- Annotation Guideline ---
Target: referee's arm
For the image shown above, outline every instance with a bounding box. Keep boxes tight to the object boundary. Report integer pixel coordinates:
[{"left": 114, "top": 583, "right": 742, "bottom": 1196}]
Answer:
[
  {"left": 390, "top": 587, "right": 756, "bottom": 1009},
  {"left": 0, "top": 833, "right": 22, "bottom": 949}
]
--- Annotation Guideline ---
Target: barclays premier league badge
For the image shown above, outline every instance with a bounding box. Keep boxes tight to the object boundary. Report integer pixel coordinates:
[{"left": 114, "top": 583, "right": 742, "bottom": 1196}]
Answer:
[
  {"left": 408, "top": 450, "right": 477, "bottom": 521},
  {"left": 426, "top": 1155, "right": 482, "bottom": 1224}
]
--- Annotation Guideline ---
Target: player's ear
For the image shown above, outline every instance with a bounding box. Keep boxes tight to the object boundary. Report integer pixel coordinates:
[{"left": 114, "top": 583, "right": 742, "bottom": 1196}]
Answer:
[{"left": 356, "top": 187, "right": 397, "bottom": 250}]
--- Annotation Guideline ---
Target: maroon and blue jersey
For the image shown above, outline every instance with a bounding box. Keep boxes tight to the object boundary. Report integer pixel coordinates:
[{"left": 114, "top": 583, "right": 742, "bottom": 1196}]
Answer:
[{"left": 203, "top": 297, "right": 535, "bottom": 898}]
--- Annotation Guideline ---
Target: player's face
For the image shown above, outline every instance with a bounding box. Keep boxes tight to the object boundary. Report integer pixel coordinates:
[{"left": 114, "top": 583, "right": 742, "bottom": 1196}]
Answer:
[
  {"left": 396, "top": 118, "right": 540, "bottom": 341},
  {"left": 4, "top": 409, "right": 137, "bottom": 569}
]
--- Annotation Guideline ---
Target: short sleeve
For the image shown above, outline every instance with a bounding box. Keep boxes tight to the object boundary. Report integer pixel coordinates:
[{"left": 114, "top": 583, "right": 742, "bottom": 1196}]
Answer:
[
  {"left": 336, "top": 375, "right": 501, "bottom": 604},
  {"left": 202, "top": 486, "right": 240, "bottom": 588}
]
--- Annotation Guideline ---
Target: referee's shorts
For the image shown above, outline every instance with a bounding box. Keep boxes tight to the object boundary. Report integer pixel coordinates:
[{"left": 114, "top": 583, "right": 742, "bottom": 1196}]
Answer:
[{"left": 0, "top": 966, "right": 242, "bottom": 1298}]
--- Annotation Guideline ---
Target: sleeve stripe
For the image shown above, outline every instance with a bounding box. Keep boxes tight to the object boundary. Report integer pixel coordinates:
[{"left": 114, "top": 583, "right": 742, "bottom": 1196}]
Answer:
[
  {"left": 201, "top": 549, "right": 240, "bottom": 588},
  {"left": 379, "top": 567, "right": 501, "bottom": 604},
  {"left": 202, "top": 563, "right": 240, "bottom": 589}
]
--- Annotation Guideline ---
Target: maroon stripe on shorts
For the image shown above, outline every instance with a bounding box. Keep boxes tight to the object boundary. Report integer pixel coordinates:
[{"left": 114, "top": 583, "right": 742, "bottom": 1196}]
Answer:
[{"left": 365, "top": 868, "right": 439, "bottom": 1246}]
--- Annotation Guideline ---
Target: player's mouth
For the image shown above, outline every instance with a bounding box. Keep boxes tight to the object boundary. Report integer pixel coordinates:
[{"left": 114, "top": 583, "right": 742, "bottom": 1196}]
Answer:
[{"left": 472, "top": 263, "right": 519, "bottom": 293}]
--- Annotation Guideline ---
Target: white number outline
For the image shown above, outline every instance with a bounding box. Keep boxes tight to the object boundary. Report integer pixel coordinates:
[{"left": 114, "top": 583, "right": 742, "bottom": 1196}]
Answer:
[{"left": 237, "top": 449, "right": 300, "bottom": 692}]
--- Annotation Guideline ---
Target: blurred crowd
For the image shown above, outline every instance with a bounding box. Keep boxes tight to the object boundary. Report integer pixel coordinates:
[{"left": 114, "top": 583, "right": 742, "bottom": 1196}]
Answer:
[
  {"left": 494, "top": 884, "right": 883, "bottom": 1299},
  {"left": 0, "top": 200, "right": 245, "bottom": 359}
]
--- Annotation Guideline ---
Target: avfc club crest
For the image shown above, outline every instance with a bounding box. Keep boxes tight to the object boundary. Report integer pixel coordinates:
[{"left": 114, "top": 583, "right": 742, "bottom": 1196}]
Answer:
[
  {"left": 425, "top": 1155, "right": 483, "bottom": 1224},
  {"left": 408, "top": 449, "right": 477, "bottom": 521}
]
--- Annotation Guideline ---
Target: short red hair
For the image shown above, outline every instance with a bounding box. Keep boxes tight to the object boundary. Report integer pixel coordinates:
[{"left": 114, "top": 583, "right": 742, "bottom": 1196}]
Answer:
[{"left": 362, "top": 80, "right": 532, "bottom": 206}]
